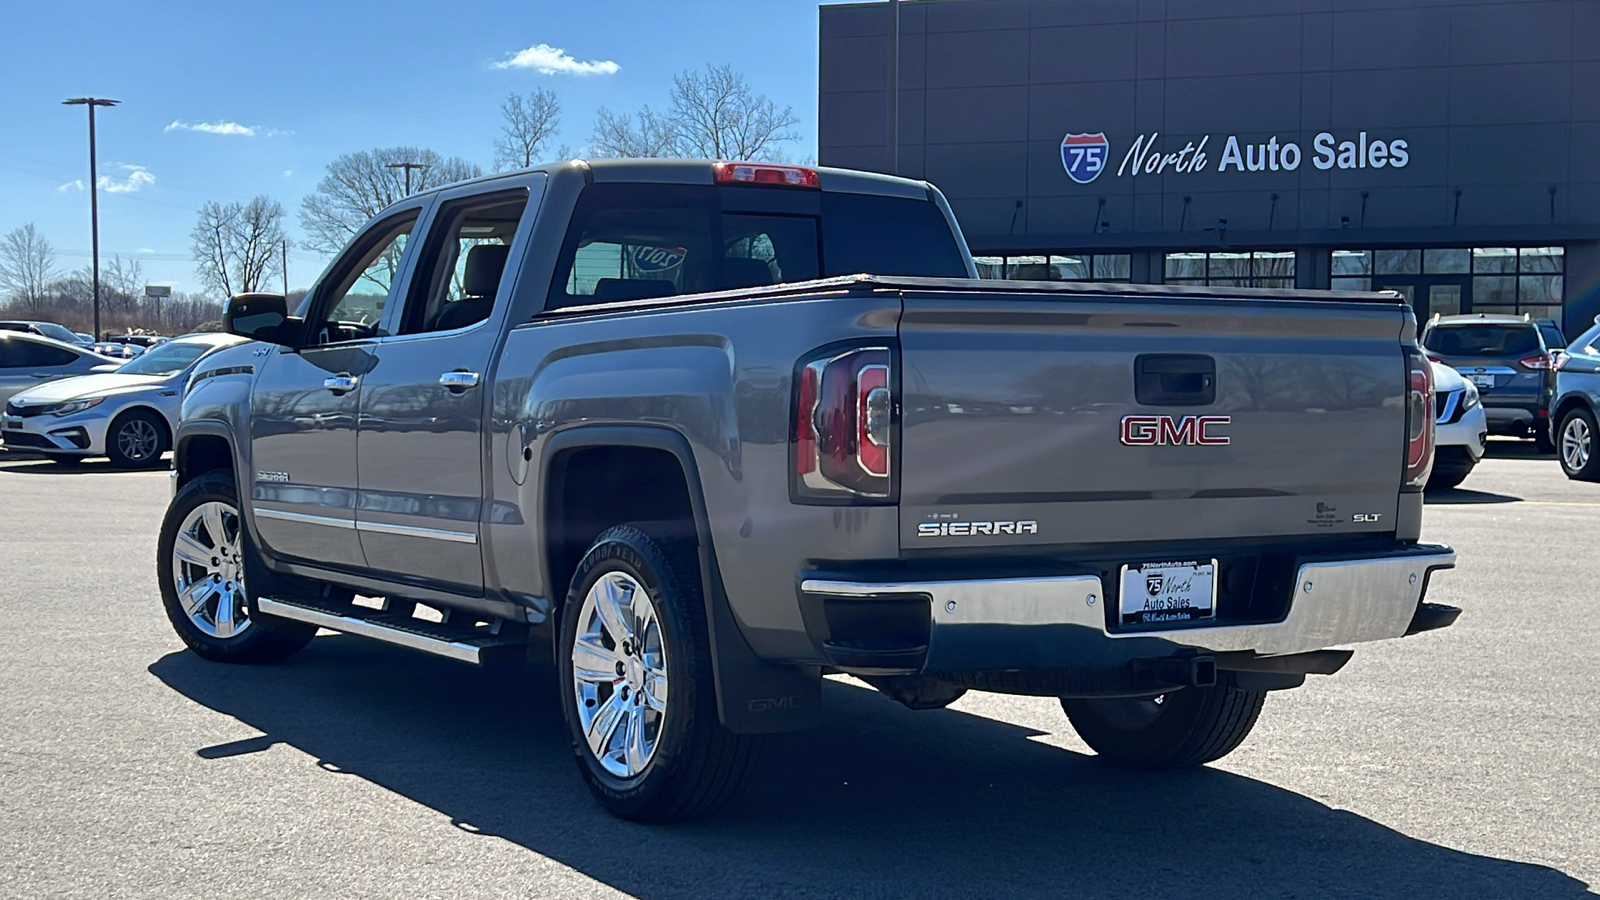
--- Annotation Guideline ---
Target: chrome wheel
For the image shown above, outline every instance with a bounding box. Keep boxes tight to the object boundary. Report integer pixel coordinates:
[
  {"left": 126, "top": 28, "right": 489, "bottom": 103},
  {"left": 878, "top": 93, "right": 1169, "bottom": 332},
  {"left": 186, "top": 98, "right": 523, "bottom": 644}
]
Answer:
[
  {"left": 570, "top": 571, "right": 668, "bottom": 779},
  {"left": 170, "top": 501, "right": 250, "bottom": 639},
  {"left": 117, "top": 418, "right": 160, "bottom": 462},
  {"left": 1562, "top": 416, "right": 1591, "bottom": 472}
]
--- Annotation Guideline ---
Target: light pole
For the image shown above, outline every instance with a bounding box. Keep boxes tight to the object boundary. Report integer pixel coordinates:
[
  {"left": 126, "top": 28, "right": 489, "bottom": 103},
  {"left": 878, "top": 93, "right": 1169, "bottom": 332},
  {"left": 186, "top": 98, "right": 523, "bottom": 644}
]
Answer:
[
  {"left": 63, "top": 97, "right": 119, "bottom": 339},
  {"left": 385, "top": 161, "right": 426, "bottom": 195}
]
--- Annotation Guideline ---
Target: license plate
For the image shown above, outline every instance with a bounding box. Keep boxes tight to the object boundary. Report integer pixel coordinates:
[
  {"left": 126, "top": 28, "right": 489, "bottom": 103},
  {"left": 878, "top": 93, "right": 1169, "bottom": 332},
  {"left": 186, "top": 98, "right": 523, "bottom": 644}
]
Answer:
[
  {"left": 1119, "top": 560, "right": 1217, "bottom": 626},
  {"left": 1469, "top": 374, "right": 1495, "bottom": 389},
  {"left": 1, "top": 418, "right": 21, "bottom": 430}
]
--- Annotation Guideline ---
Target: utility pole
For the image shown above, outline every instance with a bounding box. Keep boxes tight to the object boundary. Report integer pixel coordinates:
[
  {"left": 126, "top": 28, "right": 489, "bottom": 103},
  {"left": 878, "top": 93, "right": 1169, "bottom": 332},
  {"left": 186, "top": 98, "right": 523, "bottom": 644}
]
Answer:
[
  {"left": 63, "top": 97, "right": 119, "bottom": 339},
  {"left": 281, "top": 238, "right": 289, "bottom": 297},
  {"left": 385, "top": 161, "right": 427, "bottom": 196},
  {"left": 886, "top": 0, "right": 899, "bottom": 176}
]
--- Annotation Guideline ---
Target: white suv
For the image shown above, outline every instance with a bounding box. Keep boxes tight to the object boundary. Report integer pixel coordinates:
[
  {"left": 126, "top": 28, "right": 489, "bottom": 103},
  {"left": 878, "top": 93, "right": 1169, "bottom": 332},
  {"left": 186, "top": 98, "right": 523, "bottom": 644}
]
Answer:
[{"left": 1429, "top": 361, "right": 1488, "bottom": 490}]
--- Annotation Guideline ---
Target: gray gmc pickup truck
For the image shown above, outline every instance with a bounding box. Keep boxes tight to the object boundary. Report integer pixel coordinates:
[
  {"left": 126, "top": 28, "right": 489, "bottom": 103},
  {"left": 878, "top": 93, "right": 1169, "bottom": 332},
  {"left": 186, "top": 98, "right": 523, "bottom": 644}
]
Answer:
[{"left": 157, "top": 159, "right": 1458, "bottom": 822}]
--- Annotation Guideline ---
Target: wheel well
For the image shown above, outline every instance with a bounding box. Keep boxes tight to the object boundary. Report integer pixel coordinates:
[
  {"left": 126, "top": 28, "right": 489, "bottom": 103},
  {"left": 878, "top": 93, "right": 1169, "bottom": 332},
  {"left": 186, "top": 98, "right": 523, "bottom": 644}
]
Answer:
[
  {"left": 176, "top": 433, "right": 233, "bottom": 488},
  {"left": 545, "top": 445, "right": 697, "bottom": 611},
  {"left": 1552, "top": 395, "right": 1595, "bottom": 427}
]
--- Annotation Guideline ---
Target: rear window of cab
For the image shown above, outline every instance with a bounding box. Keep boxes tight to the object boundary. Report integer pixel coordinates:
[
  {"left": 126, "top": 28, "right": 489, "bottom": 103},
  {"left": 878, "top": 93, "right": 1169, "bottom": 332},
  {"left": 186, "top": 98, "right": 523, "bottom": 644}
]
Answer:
[{"left": 549, "top": 183, "right": 967, "bottom": 309}]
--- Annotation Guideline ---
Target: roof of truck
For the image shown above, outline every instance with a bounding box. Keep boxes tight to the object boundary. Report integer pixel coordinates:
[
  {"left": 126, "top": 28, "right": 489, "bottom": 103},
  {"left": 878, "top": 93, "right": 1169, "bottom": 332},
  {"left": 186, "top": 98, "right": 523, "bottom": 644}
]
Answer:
[{"left": 418, "top": 158, "right": 936, "bottom": 201}]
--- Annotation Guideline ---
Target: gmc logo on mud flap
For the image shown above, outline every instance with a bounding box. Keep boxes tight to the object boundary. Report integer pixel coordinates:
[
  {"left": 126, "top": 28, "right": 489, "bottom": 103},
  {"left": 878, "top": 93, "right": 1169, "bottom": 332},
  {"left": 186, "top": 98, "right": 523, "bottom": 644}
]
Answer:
[
  {"left": 748, "top": 696, "right": 798, "bottom": 713},
  {"left": 1120, "top": 415, "right": 1231, "bottom": 446}
]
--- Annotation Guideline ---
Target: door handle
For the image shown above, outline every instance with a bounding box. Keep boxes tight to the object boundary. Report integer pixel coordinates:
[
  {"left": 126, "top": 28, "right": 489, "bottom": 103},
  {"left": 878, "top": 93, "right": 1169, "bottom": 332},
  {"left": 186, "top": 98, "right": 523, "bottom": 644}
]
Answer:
[
  {"left": 323, "top": 374, "right": 358, "bottom": 395},
  {"left": 439, "top": 371, "right": 481, "bottom": 392}
]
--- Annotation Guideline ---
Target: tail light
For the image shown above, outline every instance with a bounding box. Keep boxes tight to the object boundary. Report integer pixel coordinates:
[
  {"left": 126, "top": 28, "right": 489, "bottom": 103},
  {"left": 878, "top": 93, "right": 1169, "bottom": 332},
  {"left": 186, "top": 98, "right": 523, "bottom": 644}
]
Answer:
[
  {"left": 1554, "top": 351, "right": 1571, "bottom": 371},
  {"left": 1518, "top": 353, "right": 1553, "bottom": 370},
  {"left": 793, "top": 345, "right": 894, "bottom": 502},
  {"left": 1404, "top": 348, "right": 1435, "bottom": 488}
]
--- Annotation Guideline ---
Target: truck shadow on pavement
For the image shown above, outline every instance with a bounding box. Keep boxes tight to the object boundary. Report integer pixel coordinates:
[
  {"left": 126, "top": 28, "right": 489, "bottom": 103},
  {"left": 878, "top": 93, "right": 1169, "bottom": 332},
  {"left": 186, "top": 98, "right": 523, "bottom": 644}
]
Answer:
[{"left": 150, "top": 638, "right": 1593, "bottom": 900}]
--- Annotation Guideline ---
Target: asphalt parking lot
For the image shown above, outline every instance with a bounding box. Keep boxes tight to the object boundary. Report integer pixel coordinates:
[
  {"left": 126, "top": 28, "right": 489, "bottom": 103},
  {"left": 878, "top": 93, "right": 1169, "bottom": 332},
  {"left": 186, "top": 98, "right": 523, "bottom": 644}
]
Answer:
[{"left": 2, "top": 443, "right": 1597, "bottom": 899}]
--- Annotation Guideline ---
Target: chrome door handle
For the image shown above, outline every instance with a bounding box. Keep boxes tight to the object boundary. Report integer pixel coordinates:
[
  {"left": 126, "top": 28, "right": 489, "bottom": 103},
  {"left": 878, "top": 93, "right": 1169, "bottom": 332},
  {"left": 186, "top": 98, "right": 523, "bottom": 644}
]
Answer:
[
  {"left": 323, "top": 374, "right": 358, "bottom": 394},
  {"left": 439, "top": 371, "right": 481, "bottom": 392}
]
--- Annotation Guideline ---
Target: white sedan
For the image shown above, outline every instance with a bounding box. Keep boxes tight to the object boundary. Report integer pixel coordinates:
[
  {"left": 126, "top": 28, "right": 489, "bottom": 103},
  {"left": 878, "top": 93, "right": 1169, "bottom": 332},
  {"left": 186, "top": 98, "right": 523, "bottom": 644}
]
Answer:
[
  {"left": 1429, "top": 360, "right": 1489, "bottom": 490},
  {"left": 1, "top": 333, "right": 246, "bottom": 467}
]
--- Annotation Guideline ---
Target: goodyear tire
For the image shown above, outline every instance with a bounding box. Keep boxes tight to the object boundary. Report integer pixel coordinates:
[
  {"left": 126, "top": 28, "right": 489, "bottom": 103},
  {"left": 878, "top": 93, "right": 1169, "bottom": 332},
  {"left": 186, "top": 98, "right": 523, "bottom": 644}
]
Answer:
[
  {"left": 157, "top": 469, "right": 317, "bottom": 663},
  {"left": 1062, "top": 675, "right": 1266, "bottom": 769},
  {"left": 557, "top": 524, "right": 760, "bottom": 822}
]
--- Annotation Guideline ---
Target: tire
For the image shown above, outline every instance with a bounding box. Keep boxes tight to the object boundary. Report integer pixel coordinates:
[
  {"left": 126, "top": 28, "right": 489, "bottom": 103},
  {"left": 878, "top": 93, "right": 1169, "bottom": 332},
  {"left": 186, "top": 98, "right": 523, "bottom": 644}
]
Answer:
[
  {"left": 1061, "top": 674, "right": 1266, "bottom": 769},
  {"left": 557, "top": 524, "right": 760, "bottom": 822},
  {"left": 1529, "top": 425, "right": 1555, "bottom": 454},
  {"left": 1426, "top": 463, "right": 1473, "bottom": 490},
  {"left": 157, "top": 468, "right": 317, "bottom": 663},
  {"left": 106, "top": 408, "right": 169, "bottom": 468},
  {"left": 1558, "top": 406, "right": 1600, "bottom": 481}
]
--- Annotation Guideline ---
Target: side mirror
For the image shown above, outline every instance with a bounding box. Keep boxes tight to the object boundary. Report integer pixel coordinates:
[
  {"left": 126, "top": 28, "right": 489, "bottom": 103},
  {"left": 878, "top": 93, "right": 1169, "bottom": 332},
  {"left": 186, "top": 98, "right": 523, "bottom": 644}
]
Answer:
[{"left": 224, "top": 293, "right": 301, "bottom": 347}]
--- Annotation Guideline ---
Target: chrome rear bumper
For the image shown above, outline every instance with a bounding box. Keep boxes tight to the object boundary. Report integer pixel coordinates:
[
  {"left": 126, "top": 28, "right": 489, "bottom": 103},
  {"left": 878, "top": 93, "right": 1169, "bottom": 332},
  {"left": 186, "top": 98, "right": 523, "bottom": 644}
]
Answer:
[{"left": 801, "top": 546, "right": 1456, "bottom": 669}]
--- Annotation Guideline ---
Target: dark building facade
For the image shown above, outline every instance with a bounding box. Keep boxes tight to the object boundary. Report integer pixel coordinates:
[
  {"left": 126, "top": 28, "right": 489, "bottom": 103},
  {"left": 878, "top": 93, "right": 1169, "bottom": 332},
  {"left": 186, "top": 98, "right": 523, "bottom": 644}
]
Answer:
[{"left": 818, "top": 0, "right": 1600, "bottom": 335}]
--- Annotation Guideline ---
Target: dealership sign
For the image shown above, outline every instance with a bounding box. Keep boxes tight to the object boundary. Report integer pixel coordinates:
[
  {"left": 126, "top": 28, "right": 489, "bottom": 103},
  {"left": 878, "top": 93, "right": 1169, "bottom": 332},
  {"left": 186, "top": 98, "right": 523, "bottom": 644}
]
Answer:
[{"left": 1059, "top": 131, "right": 1411, "bottom": 182}]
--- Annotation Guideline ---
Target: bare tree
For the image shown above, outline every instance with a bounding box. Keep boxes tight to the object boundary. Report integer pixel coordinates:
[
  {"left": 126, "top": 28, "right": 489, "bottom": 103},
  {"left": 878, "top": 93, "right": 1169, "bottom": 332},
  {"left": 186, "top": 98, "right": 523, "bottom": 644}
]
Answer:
[
  {"left": 0, "top": 223, "right": 60, "bottom": 314},
  {"left": 495, "top": 88, "right": 561, "bottom": 171},
  {"left": 589, "top": 64, "right": 799, "bottom": 161},
  {"left": 299, "top": 147, "right": 482, "bottom": 255},
  {"left": 102, "top": 255, "right": 145, "bottom": 314},
  {"left": 191, "top": 196, "right": 287, "bottom": 297}
]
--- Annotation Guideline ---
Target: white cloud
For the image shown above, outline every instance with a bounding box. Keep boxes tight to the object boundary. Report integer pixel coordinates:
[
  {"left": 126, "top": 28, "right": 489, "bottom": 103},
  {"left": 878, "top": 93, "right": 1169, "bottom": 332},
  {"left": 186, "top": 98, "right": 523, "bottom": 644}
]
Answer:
[
  {"left": 57, "top": 179, "right": 84, "bottom": 193},
  {"left": 167, "top": 119, "right": 258, "bottom": 136},
  {"left": 101, "top": 164, "right": 155, "bottom": 193},
  {"left": 282, "top": 169, "right": 294, "bottom": 178},
  {"left": 136, "top": 248, "right": 156, "bottom": 253},
  {"left": 494, "top": 43, "right": 618, "bottom": 76}
]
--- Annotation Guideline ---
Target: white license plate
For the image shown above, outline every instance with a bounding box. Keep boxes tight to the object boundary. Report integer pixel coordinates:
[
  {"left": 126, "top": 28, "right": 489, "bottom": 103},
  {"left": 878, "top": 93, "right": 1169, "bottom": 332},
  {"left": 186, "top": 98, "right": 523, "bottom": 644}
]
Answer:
[
  {"left": 1119, "top": 560, "right": 1217, "bottom": 626},
  {"left": 1469, "top": 374, "right": 1495, "bottom": 389}
]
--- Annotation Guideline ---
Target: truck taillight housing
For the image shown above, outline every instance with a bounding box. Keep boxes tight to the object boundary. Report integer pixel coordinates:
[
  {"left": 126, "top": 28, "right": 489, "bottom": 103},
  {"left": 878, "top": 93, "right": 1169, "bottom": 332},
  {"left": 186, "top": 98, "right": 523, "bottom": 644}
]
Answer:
[
  {"left": 1404, "top": 348, "right": 1435, "bottom": 488},
  {"left": 793, "top": 345, "right": 895, "bottom": 503}
]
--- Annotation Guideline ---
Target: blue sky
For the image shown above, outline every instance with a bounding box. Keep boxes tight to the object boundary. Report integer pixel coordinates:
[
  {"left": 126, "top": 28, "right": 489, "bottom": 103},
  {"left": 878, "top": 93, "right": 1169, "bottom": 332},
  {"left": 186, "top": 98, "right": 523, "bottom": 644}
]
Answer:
[{"left": 0, "top": 0, "right": 833, "bottom": 294}]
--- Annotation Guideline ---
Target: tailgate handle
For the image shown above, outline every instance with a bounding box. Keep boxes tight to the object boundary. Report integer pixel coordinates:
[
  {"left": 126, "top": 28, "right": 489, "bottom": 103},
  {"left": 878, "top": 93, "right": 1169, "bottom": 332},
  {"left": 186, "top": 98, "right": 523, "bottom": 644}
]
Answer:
[{"left": 1135, "top": 354, "right": 1216, "bottom": 406}]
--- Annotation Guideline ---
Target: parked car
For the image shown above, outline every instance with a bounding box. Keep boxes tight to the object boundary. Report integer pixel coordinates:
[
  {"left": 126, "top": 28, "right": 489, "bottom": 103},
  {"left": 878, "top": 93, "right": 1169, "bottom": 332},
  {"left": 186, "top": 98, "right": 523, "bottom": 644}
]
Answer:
[
  {"left": 0, "top": 332, "right": 119, "bottom": 407},
  {"left": 1, "top": 333, "right": 245, "bottom": 467},
  {"left": 1551, "top": 316, "right": 1600, "bottom": 481},
  {"left": 1422, "top": 313, "right": 1557, "bottom": 452},
  {"left": 158, "top": 159, "right": 1456, "bottom": 823},
  {"left": 1428, "top": 361, "right": 1487, "bottom": 489},
  {"left": 0, "top": 319, "right": 94, "bottom": 348}
]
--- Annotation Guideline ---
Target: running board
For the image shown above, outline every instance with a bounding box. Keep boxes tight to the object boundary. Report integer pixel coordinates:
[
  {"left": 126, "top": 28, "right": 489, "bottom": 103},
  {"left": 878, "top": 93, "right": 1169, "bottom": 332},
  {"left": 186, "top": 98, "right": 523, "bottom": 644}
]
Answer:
[{"left": 257, "top": 596, "right": 522, "bottom": 664}]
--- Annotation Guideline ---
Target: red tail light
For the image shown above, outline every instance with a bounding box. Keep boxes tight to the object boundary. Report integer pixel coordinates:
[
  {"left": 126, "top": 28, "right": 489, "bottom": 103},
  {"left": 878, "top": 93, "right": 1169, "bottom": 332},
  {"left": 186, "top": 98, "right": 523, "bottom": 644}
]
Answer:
[
  {"left": 793, "top": 346, "right": 894, "bottom": 502},
  {"left": 1518, "top": 353, "right": 1552, "bottom": 370},
  {"left": 1405, "top": 349, "right": 1435, "bottom": 488},
  {"left": 713, "top": 162, "right": 820, "bottom": 188},
  {"left": 1554, "top": 351, "right": 1571, "bottom": 371}
]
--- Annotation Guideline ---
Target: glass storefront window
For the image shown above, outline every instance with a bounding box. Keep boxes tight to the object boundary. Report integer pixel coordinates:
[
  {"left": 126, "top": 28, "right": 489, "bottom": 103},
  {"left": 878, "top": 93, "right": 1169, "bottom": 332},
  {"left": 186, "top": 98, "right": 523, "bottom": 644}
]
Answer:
[
  {"left": 1423, "top": 249, "right": 1469, "bottom": 273},
  {"left": 1093, "top": 254, "right": 1131, "bottom": 280},
  {"left": 1520, "top": 247, "right": 1563, "bottom": 273},
  {"left": 1332, "top": 250, "right": 1371, "bottom": 277},
  {"left": 1163, "top": 251, "right": 1295, "bottom": 287},
  {"left": 1375, "top": 250, "right": 1420, "bottom": 275},
  {"left": 974, "top": 253, "right": 1132, "bottom": 282},
  {"left": 1050, "top": 255, "right": 1090, "bottom": 280},
  {"left": 1471, "top": 248, "right": 1518, "bottom": 273}
]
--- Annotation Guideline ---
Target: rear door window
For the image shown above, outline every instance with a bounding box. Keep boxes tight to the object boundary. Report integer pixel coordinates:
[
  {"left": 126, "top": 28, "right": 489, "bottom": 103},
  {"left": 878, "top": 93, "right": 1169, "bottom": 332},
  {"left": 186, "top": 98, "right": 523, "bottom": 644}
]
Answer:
[
  {"left": 11, "top": 338, "right": 78, "bottom": 368},
  {"left": 1424, "top": 324, "right": 1541, "bottom": 357}
]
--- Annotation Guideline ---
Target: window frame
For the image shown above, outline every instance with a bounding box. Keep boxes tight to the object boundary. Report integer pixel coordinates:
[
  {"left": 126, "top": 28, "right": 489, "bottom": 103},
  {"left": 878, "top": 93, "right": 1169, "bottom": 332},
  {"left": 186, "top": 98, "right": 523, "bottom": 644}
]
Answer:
[{"left": 298, "top": 201, "right": 432, "bottom": 347}]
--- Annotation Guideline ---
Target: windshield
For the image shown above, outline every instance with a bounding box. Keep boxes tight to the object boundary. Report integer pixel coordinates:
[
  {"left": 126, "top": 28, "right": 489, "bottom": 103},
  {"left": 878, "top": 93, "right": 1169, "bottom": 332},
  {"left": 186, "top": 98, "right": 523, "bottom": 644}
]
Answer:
[
  {"left": 115, "top": 341, "right": 212, "bottom": 376},
  {"left": 35, "top": 322, "right": 80, "bottom": 344},
  {"left": 1423, "top": 324, "right": 1541, "bottom": 357}
]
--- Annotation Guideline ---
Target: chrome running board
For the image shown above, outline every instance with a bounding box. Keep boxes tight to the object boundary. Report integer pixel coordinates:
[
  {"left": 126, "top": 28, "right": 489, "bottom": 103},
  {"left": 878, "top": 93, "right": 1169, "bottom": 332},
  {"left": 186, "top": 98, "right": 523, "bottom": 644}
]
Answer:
[{"left": 257, "top": 596, "right": 518, "bottom": 664}]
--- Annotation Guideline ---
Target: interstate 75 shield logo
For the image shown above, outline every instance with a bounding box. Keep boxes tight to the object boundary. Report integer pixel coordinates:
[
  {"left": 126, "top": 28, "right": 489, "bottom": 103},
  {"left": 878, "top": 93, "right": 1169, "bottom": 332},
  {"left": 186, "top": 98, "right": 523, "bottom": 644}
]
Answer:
[{"left": 1061, "top": 133, "right": 1109, "bottom": 184}]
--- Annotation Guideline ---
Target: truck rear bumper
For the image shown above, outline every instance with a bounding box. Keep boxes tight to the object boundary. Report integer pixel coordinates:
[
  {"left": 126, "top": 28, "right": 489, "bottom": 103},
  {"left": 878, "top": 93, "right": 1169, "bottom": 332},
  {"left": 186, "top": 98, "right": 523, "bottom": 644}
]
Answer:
[{"left": 800, "top": 545, "right": 1456, "bottom": 675}]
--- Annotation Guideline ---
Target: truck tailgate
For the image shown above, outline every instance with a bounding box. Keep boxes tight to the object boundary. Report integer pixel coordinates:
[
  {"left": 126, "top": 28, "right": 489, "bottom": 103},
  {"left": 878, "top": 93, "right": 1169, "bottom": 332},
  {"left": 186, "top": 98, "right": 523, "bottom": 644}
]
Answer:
[{"left": 897, "top": 290, "right": 1409, "bottom": 550}]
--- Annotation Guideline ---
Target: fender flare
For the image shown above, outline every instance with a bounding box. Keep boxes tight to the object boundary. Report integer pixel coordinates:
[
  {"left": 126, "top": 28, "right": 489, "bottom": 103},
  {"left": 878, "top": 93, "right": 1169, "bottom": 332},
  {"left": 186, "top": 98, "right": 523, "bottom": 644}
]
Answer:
[{"left": 538, "top": 424, "right": 821, "bottom": 734}]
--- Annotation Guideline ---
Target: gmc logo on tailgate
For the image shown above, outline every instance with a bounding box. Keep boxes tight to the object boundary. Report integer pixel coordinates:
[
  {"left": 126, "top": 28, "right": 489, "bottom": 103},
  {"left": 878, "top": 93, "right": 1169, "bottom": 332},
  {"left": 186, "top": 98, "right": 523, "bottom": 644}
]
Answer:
[{"left": 1121, "top": 415, "right": 1231, "bottom": 446}]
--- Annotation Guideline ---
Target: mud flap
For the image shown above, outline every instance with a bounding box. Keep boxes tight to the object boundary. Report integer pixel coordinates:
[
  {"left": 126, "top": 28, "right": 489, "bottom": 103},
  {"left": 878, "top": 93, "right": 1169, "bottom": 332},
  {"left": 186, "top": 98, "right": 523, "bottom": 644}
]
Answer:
[{"left": 700, "top": 547, "right": 822, "bottom": 734}]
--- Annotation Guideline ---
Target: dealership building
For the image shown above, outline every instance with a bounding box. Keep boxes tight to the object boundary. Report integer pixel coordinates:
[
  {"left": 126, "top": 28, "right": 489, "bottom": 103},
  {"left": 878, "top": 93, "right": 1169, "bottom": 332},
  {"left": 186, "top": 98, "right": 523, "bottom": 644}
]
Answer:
[{"left": 818, "top": 0, "right": 1600, "bottom": 335}]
